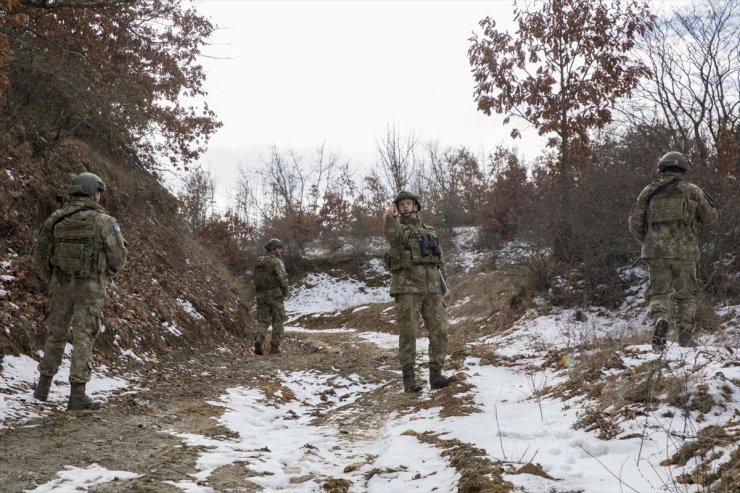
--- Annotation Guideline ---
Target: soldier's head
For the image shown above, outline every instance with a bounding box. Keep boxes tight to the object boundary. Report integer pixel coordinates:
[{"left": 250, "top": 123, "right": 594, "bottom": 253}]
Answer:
[
  {"left": 69, "top": 172, "right": 106, "bottom": 202},
  {"left": 393, "top": 190, "right": 422, "bottom": 216},
  {"left": 658, "top": 151, "right": 691, "bottom": 174},
  {"left": 264, "top": 238, "right": 284, "bottom": 256}
]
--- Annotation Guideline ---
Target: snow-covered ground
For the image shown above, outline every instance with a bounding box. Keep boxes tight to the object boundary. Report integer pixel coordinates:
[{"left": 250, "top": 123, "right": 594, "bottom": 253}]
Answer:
[{"left": 2, "top": 246, "right": 738, "bottom": 492}]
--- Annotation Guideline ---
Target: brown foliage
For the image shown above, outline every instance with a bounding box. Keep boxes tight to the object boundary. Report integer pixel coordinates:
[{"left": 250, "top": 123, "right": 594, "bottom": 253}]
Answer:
[{"left": 0, "top": 0, "right": 219, "bottom": 169}]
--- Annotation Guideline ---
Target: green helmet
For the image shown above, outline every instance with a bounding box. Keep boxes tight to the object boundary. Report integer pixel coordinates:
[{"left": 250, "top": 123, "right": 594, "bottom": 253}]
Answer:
[
  {"left": 658, "top": 151, "right": 691, "bottom": 172},
  {"left": 264, "top": 238, "right": 284, "bottom": 251},
  {"left": 393, "top": 190, "right": 422, "bottom": 211},
  {"left": 68, "top": 172, "right": 106, "bottom": 196}
]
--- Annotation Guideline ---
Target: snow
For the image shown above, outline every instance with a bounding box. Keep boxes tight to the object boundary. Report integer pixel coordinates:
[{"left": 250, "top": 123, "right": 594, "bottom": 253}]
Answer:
[
  {"left": 5, "top": 168, "right": 15, "bottom": 181},
  {"left": 285, "top": 272, "right": 391, "bottom": 316},
  {"left": 176, "top": 297, "right": 204, "bottom": 320},
  {"left": 0, "top": 347, "right": 130, "bottom": 430},
  {"left": 25, "top": 464, "right": 141, "bottom": 492}
]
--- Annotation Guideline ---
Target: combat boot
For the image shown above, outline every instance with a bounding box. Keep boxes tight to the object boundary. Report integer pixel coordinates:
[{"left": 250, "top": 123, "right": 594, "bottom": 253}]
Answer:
[
  {"left": 651, "top": 318, "right": 669, "bottom": 351},
  {"left": 429, "top": 366, "right": 456, "bottom": 390},
  {"left": 678, "top": 329, "right": 698, "bottom": 348},
  {"left": 68, "top": 383, "right": 101, "bottom": 411},
  {"left": 269, "top": 345, "right": 281, "bottom": 355},
  {"left": 33, "top": 374, "right": 53, "bottom": 401},
  {"left": 254, "top": 338, "right": 264, "bottom": 355},
  {"left": 402, "top": 365, "right": 422, "bottom": 393}
]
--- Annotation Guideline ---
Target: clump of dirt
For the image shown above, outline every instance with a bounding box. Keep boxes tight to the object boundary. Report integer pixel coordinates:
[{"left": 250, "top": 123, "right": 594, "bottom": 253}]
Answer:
[
  {"left": 403, "top": 430, "right": 513, "bottom": 493},
  {"left": 662, "top": 425, "right": 732, "bottom": 467},
  {"left": 323, "top": 478, "right": 352, "bottom": 492}
]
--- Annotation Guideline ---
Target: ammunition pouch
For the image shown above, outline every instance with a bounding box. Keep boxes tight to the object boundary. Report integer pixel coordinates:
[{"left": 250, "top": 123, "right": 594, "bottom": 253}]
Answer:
[{"left": 50, "top": 240, "right": 98, "bottom": 279}]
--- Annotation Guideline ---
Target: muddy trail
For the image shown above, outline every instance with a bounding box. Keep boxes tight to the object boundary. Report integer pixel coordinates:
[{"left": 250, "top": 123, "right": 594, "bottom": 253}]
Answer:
[{"left": 0, "top": 327, "right": 499, "bottom": 493}]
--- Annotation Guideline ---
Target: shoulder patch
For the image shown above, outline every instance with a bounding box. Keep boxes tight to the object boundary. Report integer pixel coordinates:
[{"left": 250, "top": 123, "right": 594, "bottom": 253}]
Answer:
[{"left": 114, "top": 223, "right": 122, "bottom": 233}]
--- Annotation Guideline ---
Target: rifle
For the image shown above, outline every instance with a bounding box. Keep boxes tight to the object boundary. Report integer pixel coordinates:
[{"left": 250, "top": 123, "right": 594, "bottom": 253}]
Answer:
[{"left": 439, "top": 268, "right": 449, "bottom": 306}]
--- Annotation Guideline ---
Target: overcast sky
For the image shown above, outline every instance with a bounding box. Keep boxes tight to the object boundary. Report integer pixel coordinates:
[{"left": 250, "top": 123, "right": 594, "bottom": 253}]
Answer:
[
  {"left": 191, "top": 0, "right": 542, "bottom": 205},
  {"left": 191, "top": 0, "right": 681, "bottom": 207}
]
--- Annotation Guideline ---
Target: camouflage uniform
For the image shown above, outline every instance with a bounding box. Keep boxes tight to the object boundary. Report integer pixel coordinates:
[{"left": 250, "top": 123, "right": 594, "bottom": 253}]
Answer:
[
  {"left": 384, "top": 212, "right": 449, "bottom": 378},
  {"left": 34, "top": 196, "right": 128, "bottom": 386},
  {"left": 629, "top": 169, "right": 717, "bottom": 346},
  {"left": 254, "top": 250, "right": 289, "bottom": 351}
]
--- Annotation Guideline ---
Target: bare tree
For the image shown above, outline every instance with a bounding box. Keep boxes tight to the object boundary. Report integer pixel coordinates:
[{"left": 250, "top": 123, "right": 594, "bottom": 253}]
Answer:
[
  {"left": 374, "top": 121, "right": 420, "bottom": 194},
  {"left": 178, "top": 164, "right": 215, "bottom": 234},
  {"left": 635, "top": 0, "right": 739, "bottom": 168}
]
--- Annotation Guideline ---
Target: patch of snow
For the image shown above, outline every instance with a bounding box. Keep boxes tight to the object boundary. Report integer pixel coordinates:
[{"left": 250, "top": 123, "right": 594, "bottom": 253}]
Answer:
[
  {"left": 5, "top": 168, "right": 15, "bottom": 181},
  {"left": 286, "top": 273, "right": 391, "bottom": 316},
  {"left": 25, "top": 464, "right": 141, "bottom": 492},
  {"left": 162, "top": 321, "right": 183, "bottom": 337},
  {"left": 176, "top": 297, "right": 204, "bottom": 320},
  {"left": 285, "top": 326, "right": 355, "bottom": 334}
]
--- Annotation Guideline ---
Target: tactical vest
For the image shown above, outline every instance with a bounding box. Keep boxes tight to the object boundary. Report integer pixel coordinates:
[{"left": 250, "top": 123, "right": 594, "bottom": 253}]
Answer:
[
  {"left": 254, "top": 255, "right": 279, "bottom": 291},
  {"left": 49, "top": 209, "right": 104, "bottom": 279},
  {"left": 385, "top": 221, "right": 442, "bottom": 272},
  {"left": 647, "top": 180, "right": 694, "bottom": 229}
]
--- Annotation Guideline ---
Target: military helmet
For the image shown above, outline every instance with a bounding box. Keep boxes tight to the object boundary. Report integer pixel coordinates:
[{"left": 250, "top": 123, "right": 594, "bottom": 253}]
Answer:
[
  {"left": 264, "top": 238, "right": 284, "bottom": 251},
  {"left": 69, "top": 172, "right": 106, "bottom": 196},
  {"left": 393, "top": 190, "right": 422, "bottom": 211},
  {"left": 658, "top": 151, "right": 691, "bottom": 172}
]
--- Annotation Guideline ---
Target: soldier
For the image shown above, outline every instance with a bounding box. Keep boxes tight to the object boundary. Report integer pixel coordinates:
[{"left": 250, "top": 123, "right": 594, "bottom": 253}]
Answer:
[
  {"left": 32, "top": 172, "right": 128, "bottom": 410},
  {"left": 384, "top": 190, "right": 456, "bottom": 392},
  {"left": 628, "top": 152, "right": 717, "bottom": 350},
  {"left": 253, "top": 238, "right": 289, "bottom": 355}
]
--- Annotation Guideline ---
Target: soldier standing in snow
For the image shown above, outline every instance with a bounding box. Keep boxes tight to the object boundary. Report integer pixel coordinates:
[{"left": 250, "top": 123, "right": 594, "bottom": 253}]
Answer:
[
  {"left": 628, "top": 152, "right": 717, "bottom": 350},
  {"left": 384, "top": 191, "right": 456, "bottom": 392},
  {"left": 32, "top": 172, "right": 128, "bottom": 410},
  {"left": 253, "top": 238, "right": 289, "bottom": 355}
]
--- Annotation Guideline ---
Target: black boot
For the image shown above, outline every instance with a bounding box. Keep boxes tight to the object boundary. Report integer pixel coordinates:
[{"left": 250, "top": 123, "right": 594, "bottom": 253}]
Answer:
[
  {"left": 402, "top": 365, "right": 422, "bottom": 393},
  {"left": 429, "top": 366, "right": 456, "bottom": 390},
  {"left": 678, "top": 329, "right": 698, "bottom": 348},
  {"left": 254, "top": 338, "right": 264, "bottom": 355},
  {"left": 68, "top": 383, "right": 101, "bottom": 410},
  {"left": 652, "top": 318, "right": 669, "bottom": 351},
  {"left": 269, "top": 345, "right": 281, "bottom": 354},
  {"left": 33, "top": 374, "right": 53, "bottom": 401}
]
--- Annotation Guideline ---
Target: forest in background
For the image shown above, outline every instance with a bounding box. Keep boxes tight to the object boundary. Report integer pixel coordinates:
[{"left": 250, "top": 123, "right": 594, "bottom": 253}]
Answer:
[{"left": 1, "top": 0, "right": 738, "bottom": 315}]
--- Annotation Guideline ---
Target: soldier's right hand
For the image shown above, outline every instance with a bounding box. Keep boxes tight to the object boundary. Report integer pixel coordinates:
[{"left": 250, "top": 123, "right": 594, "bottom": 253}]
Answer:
[{"left": 387, "top": 203, "right": 399, "bottom": 218}]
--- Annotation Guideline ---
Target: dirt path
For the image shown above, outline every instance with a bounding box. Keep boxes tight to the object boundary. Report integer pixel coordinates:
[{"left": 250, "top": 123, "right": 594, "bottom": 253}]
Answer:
[{"left": 0, "top": 329, "right": 492, "bottom": 493}]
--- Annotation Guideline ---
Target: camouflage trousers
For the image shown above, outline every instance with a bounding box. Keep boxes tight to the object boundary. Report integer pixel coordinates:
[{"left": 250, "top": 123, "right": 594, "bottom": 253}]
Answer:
[
  {"left": 39, "top": 292, "right": 104, "bottom": 384},
  {"left": 395, "top": 293, "right": 448, "bottom": 369},
  {"left": 646, "top": 259, "right": 698, "bottom": 334},
  {"left": 255, "top": 293, "right": 286, "bottom": 348}
]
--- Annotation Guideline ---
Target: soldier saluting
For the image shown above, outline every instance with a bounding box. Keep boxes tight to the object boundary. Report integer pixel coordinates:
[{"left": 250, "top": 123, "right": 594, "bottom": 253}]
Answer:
[
  {"left": 628, "top": 152, "right": 718, "bottom": 350},
  {"left": 384, "top": 191, "right": 455, "bottom": 392},
  {"left": 32, "top": 172, "right": 128, "bottom": 410}
]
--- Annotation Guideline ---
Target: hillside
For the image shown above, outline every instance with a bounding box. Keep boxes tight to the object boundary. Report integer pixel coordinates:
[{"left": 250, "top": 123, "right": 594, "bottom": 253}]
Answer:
[
  {"left": 1, "top": 228, "right": 738, "bottom": 492},
  {"left": 0, "top": 136, "right": 253, "bottom": 366}
]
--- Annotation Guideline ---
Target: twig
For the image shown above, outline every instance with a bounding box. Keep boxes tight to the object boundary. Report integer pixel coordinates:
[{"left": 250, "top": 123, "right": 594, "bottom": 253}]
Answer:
[{"left": 578, "top": 444, "right": 640, "bottom": 493}]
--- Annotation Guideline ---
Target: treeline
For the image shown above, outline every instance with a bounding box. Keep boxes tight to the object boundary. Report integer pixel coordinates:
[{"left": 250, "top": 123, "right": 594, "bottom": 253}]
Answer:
[{"left": 181, "top": 0, "right": 739, "bottom": 311}]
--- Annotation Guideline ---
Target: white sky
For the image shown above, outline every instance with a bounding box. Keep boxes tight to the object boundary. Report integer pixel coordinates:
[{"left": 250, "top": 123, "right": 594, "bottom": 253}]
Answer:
[
  {"left": 192, "top": 0, "right": 545, "bottom": 205},
  {"left": 191, "top": 0, "right": 689, "bottom": 207}
]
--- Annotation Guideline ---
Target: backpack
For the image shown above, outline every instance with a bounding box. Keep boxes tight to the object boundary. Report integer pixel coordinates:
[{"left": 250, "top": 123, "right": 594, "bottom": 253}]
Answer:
[
  {"left": 49, "top": 209, "right": 100, "bottom": 279},
  {"left": 647, "top": 179, "right": 691, "bottom": 226},
  {"left": 254, "top": 255, "right": 278, "bottom": 291}
]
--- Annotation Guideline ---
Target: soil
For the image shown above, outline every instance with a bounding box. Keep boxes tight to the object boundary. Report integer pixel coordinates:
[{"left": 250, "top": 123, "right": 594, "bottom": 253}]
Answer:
[{"left": 0, "top": 326, "right": 509, "bottom": 493}]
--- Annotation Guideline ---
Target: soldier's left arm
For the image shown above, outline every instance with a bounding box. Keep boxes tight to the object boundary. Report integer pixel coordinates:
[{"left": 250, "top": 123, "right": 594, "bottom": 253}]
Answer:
[
  {"left": 628, "top": 187, "right": 650, "bottom": 243},
  {"left": 32, "top": 217, "right": 55, "bottom": 282},
  {"left": 98, "top": 214, "right": 128, "bottom": 276}
]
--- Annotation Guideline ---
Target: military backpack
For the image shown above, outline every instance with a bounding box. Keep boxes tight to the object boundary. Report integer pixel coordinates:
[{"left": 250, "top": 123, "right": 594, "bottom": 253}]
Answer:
[{"left": 49, "top": 209, "right": 104, "bottom": 279}]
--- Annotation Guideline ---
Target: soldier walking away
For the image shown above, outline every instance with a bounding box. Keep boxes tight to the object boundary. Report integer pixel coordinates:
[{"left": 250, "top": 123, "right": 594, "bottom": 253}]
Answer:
[
  {"left": 628, "top": 152, "right": 718, "bottom": 351},
  {"left": 253, "top": 238, "right": 289, "bottom": 355},
  {"left": 384, "top": 190, "right": 456, "bottom": 392},
  {"left": 32, "top": 172, "right": 128, "bottom": 410}
]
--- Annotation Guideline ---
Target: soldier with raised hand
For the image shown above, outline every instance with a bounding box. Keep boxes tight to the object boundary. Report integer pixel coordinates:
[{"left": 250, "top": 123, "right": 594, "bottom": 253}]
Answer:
[
  {"left": 253, "top": 238, "right": 289, "bottom": 355},
  {"left": 384, "top": 190, "right": 455, "bottom": 392},
  {"left": 629, "top": 152, "right": 718, "bottom": 351},
  {"left": 33, "top": 172, "right": 128, "bottom": 410}
]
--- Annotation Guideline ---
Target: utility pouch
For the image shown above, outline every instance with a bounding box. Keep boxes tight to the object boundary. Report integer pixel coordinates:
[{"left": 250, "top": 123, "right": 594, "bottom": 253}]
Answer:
[
  {"left": 648, "top": 190, "right": 688, "bottom": 224},
  {"left": 52, "top": 242, "right": 93, "bottom": 278},
  {"left": 384, "top": 246, "right": 410, "bottom": 272}
]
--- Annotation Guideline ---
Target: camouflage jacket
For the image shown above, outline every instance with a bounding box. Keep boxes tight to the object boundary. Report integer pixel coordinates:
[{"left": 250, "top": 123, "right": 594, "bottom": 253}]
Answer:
[
  {"left": 254, "top": 251, "right": 289, "bottom": 298},
  {"left": 384, "top": 213, "right": 445, "bottom": 295},
  {"left": 628, "top": 171, "right": 717, "bottom": 260},
  {"left": 34, "top": 196, "right": 128, "bottom": 298}
]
